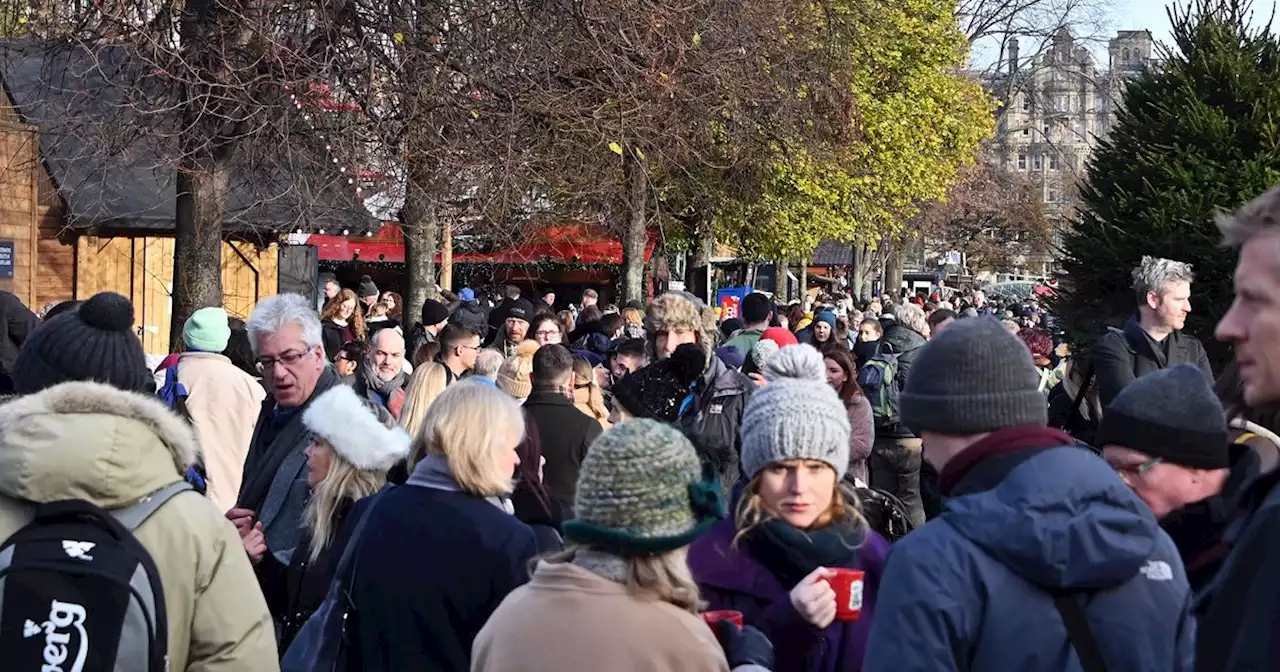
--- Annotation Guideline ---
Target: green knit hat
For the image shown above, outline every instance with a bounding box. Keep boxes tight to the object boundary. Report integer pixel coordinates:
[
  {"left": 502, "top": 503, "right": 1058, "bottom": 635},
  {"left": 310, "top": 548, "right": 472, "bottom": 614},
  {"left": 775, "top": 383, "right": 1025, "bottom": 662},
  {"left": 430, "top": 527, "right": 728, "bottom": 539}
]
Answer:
[{"left": 564, "top": 419, "right": 725, "bottom": 556}]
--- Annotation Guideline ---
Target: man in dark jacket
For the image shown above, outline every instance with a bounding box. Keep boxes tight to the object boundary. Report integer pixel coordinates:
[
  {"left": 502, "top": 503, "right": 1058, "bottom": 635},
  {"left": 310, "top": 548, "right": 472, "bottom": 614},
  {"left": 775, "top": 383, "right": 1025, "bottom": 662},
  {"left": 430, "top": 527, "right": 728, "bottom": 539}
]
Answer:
[
  {"left": 0, "top": 291, "right": 37, "bottom": 393},
  {"left": 645, "top": 291, "right": 753, "bottom": 491},
  {"left": 449, "top": 288, "right": 489, "bottom": 340},
  {"left": 1194, "top": 190, "right": 1280, "bottom": 671},
  {"left": 523, "top": 344, "right": 602, "bottom": 519},
  {"left": 486, "top": 285, "right": 522, "bottom": 346},
  {"left": 406, "top": 298, "right": 450, "bottom": 362},
  {"left": 1097, "top": 364, "right": 1254, "bottom": 592},
  {"left": 872, "top": 300, "right": 930, "bottom": 524},
  {"left": 864, "top": 317, "right": 1195, "bottom": 672},
  {"left": 1093, "top": 255, "right": 1212, "bottom": 406},
  {"left": 351, "top": 328, "right": 409, "bottom": 419}
]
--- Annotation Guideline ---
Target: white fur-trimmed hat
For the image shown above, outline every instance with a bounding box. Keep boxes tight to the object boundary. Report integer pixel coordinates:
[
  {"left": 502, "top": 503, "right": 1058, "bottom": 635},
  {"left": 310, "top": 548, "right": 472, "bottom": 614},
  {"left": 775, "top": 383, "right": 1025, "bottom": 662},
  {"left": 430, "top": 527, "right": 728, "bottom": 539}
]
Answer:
[{"left": 302, "top": 384, "right": 410, "bottom": 472}]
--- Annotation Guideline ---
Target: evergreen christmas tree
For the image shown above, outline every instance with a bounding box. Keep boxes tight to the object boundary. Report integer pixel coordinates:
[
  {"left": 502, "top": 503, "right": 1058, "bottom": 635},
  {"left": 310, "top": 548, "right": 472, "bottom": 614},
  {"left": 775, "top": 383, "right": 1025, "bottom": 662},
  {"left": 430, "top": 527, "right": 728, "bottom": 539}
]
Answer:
[{"left": 1054, "top": 0, "right": 1280, "bottom": 366}]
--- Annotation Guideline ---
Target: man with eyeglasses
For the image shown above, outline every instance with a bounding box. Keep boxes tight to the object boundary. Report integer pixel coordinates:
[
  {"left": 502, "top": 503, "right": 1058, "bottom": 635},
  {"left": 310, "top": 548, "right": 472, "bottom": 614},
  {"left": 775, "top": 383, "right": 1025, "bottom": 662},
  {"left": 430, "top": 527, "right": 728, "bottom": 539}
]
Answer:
[
  {"left": 1098, "top": 364, "right": 1244, "bottom": 592},
  {"left": 231, "top": 294, "right": 390, "bottom": 565},
  {"left": 438, "top": 324, "right": 482, "bottom": 383}
]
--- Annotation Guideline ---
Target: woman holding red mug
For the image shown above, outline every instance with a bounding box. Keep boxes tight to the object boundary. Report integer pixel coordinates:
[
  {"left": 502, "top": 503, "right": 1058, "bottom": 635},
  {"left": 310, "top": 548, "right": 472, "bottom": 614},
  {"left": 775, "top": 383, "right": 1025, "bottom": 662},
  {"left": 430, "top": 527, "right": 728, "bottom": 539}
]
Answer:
[{"left": 689, "top": 345, "right": 890, "bottom": 671}]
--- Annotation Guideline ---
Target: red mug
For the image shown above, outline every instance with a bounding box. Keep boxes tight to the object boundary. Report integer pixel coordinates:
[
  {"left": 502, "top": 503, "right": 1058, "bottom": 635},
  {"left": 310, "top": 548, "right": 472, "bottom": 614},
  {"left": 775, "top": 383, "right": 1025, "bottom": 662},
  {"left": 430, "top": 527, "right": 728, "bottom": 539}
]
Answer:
[
  {"left": 824, "top": 568, "right": 866, "bottom": 621},
  {"left": 700, "top": 610, "right": 745, "bottom": 629}
]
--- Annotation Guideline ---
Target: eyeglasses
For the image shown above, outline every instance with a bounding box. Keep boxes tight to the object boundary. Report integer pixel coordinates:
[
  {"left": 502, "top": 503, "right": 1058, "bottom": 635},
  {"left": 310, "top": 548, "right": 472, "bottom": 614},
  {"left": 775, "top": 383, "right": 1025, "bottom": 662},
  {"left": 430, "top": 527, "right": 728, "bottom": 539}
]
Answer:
[
  {"left": 1112, "top": 456, "right": 1162, "bottom": 480},
  {"left": 255, "top": 348, "right": 312, "bottom": 373},
  {"left": 458, "top": 344, "right": 483, "bottom": 352},
  {"left": 535, "top": 330, "right": 561, "bottom": 338}
]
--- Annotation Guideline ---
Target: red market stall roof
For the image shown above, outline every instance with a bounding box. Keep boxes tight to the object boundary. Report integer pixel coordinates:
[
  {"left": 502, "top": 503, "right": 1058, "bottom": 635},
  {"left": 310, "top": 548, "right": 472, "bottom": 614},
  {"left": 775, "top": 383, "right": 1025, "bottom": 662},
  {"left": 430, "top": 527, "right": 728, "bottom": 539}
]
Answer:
[{"left": 308, "top": 222, "right": 655, "bottom": 265}]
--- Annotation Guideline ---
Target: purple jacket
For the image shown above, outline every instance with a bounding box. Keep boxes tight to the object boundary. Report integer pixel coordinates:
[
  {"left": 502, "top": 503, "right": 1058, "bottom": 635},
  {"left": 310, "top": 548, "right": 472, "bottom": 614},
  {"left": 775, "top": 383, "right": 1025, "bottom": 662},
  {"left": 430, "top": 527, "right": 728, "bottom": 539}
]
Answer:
[{"left": 688, "top": 519, "right": 891, "bottom": 672}]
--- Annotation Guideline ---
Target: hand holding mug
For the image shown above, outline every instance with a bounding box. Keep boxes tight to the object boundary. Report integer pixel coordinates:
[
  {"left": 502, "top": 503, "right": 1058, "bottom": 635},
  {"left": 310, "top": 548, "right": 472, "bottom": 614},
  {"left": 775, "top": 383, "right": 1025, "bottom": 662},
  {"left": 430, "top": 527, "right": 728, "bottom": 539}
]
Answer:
[{"left": 789, "top": 566, "right": 837, "bottom": 629}]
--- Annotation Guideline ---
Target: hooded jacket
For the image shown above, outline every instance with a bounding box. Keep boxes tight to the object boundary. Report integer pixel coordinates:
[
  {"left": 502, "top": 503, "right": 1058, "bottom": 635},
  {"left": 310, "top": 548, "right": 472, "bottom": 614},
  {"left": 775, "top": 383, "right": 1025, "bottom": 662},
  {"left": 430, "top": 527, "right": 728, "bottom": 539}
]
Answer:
[
  {"left": 1093, "top": 317, "right": 1213, "bottom": 407},
  {"left": 0, "top": 382, "right": 277, "bottom": 670},
  {"left": 864, "top": 433, "right": 1194, "bottom": 672},
  {"left": 449, "top": 300, "right": 489, "bottom": 339}
]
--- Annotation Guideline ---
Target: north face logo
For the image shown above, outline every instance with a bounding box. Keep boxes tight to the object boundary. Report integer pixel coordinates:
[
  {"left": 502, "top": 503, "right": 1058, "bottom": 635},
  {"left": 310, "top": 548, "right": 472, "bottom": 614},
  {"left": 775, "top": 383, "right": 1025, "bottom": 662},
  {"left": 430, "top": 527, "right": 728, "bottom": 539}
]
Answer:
[
  {"left": 1140, "top": 560, "right": 1174, "bottom": 581},
  {"left": 30, "top": 599, "right": 89, "bottom": 672},
  {"left": 61, "top": 541, "right": 94, "bottom": 561}
]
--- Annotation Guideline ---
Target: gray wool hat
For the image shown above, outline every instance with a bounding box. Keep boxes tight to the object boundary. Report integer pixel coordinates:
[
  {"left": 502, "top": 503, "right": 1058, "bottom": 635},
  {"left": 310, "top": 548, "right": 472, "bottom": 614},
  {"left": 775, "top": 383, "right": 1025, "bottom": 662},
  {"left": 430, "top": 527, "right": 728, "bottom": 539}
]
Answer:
[
  {"left": 899, "top": 317, "right": 1047, "bottom": 435},
  {"left": 1097, "top": 364, "right": 1228, "bottom": 469},
  {"left": 740, "top": 344, "right": 851, "bottom": 480}
]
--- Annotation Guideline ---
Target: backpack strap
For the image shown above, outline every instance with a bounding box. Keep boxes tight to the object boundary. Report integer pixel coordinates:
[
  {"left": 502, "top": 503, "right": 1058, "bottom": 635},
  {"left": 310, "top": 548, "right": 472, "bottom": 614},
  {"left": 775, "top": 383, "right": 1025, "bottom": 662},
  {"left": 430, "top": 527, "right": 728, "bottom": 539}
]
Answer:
[
  {"left": 1052, "top": 591, "right": 1108, "bottom": 672},
  {"left": 112, "top": 481, "right": 195, "bottom": 531}
]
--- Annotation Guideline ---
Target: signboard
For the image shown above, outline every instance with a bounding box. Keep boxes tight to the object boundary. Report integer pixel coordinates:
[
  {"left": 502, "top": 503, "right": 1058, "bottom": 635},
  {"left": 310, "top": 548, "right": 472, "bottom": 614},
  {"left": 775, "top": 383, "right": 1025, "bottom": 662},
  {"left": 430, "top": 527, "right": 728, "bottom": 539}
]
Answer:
[
  {"left": 719, "top": 294, "right": 741, "bottom": 320},
  {"left": 0, "top": 240, "right": 13, "bottom": 279}
]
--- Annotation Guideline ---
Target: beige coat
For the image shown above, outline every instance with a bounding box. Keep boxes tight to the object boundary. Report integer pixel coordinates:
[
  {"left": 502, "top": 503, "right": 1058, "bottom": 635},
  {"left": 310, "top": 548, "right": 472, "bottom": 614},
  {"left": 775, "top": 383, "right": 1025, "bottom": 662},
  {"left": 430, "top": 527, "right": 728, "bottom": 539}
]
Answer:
[
  {"left": 0, "top": 381, "right": 278, "bottom": 671},
  {"left": 472, "top": 561, "right": 730, "bottom": 672},
  {"left": 177, "top": 352, "right": 267, "bottom": 511}
]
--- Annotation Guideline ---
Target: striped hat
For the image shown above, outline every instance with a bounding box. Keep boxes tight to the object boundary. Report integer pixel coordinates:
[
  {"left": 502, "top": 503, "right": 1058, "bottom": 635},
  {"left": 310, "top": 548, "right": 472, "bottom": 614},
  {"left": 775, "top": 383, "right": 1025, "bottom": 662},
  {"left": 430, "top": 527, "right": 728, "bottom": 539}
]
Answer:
[{"left": 563, "top": 419, "right": 724, "bottom": 555}]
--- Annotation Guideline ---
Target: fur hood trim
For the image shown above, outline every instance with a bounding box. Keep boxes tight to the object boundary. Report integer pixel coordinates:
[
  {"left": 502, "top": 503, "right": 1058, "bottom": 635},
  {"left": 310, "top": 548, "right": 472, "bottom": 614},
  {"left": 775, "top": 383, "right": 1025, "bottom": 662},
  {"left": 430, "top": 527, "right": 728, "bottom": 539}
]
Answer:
[
  {"left": 0, "top": 380, "right": 199, "bottom": 472},
  {"left": 302, "top": 384, "right": 411, "bottom": 472},
  {"left": 643, "top": 292, "right": 718, "bottom": 363}
]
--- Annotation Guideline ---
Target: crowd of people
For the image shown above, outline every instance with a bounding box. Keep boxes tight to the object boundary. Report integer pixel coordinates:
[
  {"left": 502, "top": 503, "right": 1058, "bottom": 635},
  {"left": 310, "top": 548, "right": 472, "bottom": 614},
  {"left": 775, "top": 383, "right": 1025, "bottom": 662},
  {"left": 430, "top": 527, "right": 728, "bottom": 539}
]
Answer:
[{"left": 9, "top": 188, "right": 1280, "bottom": 670}]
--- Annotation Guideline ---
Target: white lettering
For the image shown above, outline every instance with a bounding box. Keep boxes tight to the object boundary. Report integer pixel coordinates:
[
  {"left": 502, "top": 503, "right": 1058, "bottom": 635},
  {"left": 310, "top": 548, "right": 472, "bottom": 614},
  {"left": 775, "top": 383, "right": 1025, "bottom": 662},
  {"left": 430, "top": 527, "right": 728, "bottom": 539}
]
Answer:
[{"left": 37, "top": 600, "right": 88, "bottom": 672}]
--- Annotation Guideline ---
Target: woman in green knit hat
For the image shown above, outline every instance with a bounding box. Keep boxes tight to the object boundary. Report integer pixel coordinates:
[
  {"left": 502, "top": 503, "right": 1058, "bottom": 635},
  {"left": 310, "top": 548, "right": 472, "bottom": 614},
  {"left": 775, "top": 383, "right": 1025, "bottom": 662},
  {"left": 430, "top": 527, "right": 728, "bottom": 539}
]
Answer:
[{"left": 472, "top": 419, "right": 774, "bottom": 672}]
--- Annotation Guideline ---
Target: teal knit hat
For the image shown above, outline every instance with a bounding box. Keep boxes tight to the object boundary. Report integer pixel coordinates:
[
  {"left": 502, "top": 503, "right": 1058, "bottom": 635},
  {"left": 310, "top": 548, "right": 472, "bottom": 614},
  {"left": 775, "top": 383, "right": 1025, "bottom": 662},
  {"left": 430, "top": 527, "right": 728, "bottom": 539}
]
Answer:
[
  {"left": 182, "top": 307, "right": 231, "bottom": 353},
  {"left": 564, "top": 419, "right": 725, "bottom": 556}
]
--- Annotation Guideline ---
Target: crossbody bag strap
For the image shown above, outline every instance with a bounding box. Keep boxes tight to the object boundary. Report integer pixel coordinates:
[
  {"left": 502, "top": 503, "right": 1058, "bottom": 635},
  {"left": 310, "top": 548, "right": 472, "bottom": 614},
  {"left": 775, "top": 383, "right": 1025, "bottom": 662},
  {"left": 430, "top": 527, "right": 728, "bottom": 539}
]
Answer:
[
  {"left": 1052, "top": 591, "right": 1108, "bottom": 672},
  {"left": 1068, "top": 364, "right": 1095, "bottom": 425}
]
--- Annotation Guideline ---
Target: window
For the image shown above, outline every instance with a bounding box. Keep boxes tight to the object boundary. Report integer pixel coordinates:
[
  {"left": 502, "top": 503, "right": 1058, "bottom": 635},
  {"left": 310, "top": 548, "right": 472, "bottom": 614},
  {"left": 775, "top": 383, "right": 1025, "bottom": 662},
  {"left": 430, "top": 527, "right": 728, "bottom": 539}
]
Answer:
[
  {"left": 1023, "top": 127, "right": 1030, "bottom": 136},
  {"left": 1022, "top": 95, "right": 1031, "bottom": 112},
  {"left": 1122, "top": 48, "right": 1130, "bottom": 63},
  {"left": 1043, "top": 124, "right": 1051, "bottom": 138},
  {"left": 1018, "top": 153, "right": 1027, "bottom": 170},
  {"left": 1033, "top": 154, "right": 1043, "bottom": 170},
  {"left": 1047, "top": 187, "right": 1060, "bottom": 203},
  {"left": 1049, "top": 153, "right": 1060, "bottom": 171}
]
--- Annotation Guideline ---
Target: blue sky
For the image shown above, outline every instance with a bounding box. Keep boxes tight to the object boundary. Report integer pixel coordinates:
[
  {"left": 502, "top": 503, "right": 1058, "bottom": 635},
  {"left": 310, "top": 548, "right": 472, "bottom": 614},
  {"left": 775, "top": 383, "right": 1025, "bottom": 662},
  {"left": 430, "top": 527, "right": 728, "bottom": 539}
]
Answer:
[{"left": 1117, "top": 0, "right": 1278, "bottom": 46}]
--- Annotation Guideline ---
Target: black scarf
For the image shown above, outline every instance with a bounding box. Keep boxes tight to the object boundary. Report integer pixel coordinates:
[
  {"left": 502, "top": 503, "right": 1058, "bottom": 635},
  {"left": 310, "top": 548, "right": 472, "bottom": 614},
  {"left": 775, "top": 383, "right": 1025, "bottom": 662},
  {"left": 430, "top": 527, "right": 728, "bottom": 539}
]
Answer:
[{"left": 746, "top": 518, "right": 863, "bottom": 588}]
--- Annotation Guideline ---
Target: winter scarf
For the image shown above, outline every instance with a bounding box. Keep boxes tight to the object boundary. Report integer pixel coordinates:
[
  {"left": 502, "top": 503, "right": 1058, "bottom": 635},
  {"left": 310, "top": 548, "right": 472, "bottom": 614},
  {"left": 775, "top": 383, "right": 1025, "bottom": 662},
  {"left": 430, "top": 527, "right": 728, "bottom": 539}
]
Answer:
[
  {"left": 406, "top": 452, "right": 514, "bottom": 514},
  {"left": 853, "top": 340, "right": 881, "bottom": 367},
  {"left": 359, "top": 359, "right": 408, "bottom": 417},
  {"left": 745, "top": 518, "right": 862, "bottom": 588}
]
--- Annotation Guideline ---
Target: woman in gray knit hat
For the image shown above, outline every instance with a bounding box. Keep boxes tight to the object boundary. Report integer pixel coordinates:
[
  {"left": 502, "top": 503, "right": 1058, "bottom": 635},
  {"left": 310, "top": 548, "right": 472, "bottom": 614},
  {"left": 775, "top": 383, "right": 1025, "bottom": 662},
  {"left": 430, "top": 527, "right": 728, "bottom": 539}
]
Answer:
[
  {"left": 688, "top": 344, "right": 891, "bottom": 672},
  {"left": 473, "top": 419, "right": 772, "bottom": 672}
]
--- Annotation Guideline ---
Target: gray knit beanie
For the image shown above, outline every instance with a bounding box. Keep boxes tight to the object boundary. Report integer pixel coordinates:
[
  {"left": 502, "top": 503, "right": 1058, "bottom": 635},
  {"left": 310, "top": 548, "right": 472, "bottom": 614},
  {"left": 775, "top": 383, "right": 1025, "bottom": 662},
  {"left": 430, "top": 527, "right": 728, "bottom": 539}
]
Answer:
[
  {"left": 564, "top": 419, "right": 724, "bottom": 555},
  {"left": 1097, "top": 364, "right": 1228, "bottom": 469},
  {"left": 740, "top": 344, "right": 851, "bottom": 480},
  {"left": 899, "top": 317, "right": 1047, "bottom": 435}
]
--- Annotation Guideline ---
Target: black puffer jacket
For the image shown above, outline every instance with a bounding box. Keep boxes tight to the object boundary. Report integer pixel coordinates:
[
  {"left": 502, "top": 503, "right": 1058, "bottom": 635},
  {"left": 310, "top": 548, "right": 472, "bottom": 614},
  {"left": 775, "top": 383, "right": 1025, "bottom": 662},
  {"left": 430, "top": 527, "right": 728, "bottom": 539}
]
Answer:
[
  {"left": 449, "top": 301, "right": 489, "bottom": 339},
  {"left": 880, "top": 323, "right": 927, "bottom": 438}
]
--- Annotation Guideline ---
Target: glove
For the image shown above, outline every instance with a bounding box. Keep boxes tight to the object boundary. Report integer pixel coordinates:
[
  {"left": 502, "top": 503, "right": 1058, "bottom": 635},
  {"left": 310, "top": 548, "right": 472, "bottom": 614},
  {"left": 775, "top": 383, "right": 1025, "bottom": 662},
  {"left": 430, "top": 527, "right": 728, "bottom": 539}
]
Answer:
[{"left": 712, "top": 620, "right": 774, "bottom": 669}]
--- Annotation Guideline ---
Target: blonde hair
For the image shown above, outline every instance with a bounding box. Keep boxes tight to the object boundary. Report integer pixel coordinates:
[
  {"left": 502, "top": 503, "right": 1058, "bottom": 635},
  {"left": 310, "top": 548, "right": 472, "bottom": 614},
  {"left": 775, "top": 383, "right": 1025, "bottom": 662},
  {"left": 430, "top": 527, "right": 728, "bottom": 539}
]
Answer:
[
  {"left": 303, "top": 439, "right": 386, "bottom": 563},
  {"left": 368, "top": 302, "right": 390, "bottom": 318},
  {"left": 320, "top": 289, "right": 368, "bottom": 341},
  {"left": 1217, "top": 184, "right": 1280, "bottom": 247},
  {"left": 622, "top": 306, "right": 643, "bottom": 327},
  {"left": 544, "top": 546, "right": 703, "bottom": 612},
  {"left": 400, "top": 362, "right": 451, "bottom": 456},
  {"left": 408, "top": 380, "right": 525, "bottom": 496},
  {"left": 731, "top": 469, "right": 867, "bottom": 548},
  {"left": 571, "top": 357, "right": 610, "bottom": 425}
]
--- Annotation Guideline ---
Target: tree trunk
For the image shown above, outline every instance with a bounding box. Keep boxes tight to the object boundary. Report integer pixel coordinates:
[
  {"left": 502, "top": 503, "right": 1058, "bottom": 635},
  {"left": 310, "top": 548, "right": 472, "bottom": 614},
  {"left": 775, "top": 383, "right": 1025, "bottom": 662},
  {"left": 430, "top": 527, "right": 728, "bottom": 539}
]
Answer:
[
  {"left": 440, "top": 218, "right": 453, "bottom": 294},
  {"left": 799, "top": 258, "right": 808, "bottom": 301},
  {"left": 685, "top": 218, "right": 714, "bottom": 303},
  {"left": 885, "top": 246, "right": 905, "bottom": 301},
  {"left": 850, "top": 243, "right": 866, "bottom": 302},
  {"left": 402, "top": 156, "right": 440, "bottom": 319},
  {"left": 773, "top": 259, "right": 788, "bottom": 301},
  {"left": 621, "top": 154, "right": 647, "bottom": 304},
  {"left": 171, "top": 163, "right": 228, "bottom": 352}
]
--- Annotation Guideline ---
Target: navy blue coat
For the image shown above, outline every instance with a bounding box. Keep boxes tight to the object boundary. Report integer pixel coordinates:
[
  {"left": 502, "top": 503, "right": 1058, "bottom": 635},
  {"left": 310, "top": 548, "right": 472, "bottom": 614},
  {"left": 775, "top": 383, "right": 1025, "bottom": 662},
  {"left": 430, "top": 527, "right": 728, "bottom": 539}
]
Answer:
[
  {"left": 864, "top": 445, "right": 1195, "bottom": 671},
  {"left": 346, "top": 485, "right": 539, "bottom": 671}
]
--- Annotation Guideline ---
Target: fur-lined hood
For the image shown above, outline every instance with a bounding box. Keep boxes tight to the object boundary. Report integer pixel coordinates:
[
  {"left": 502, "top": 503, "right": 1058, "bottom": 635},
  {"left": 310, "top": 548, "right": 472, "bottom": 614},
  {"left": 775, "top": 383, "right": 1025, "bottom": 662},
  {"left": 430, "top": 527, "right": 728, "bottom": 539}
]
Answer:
[
  {"left": 643, "top": 292, "right": 718, "bottom": 363},
  {"left": 0, "top": 381, "right": 199, "bottom": 508},
  {"left": 303, "top": 384, "right": 410, "bottom": 472}
]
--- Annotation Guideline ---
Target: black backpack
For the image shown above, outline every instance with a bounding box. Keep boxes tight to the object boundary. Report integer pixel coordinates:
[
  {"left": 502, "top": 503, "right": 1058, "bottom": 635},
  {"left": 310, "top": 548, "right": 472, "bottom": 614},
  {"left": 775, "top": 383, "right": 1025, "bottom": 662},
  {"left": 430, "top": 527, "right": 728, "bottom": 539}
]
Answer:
[
  {"left": 854, "top": 485, "right": 916, "bottom": 542},
  {"left": 0, "top": 481, "right": 191, "bottom": 672}
]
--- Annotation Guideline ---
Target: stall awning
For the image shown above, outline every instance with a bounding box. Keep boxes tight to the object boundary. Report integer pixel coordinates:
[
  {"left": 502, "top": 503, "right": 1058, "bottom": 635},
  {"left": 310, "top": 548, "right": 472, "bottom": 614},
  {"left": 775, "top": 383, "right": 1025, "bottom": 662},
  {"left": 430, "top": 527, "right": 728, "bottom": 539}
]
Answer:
[{"left": 308, "top": 222, "right": 655, "bottom": 265}]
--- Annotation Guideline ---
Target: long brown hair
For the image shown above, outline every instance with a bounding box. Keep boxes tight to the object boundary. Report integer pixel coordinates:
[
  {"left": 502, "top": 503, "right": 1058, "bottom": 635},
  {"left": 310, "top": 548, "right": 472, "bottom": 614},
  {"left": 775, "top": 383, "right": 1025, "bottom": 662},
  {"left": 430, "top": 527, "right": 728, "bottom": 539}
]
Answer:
[
  {"left": 320, "top": 288, "right": 367, "bottom": 342},
  {"left": 822, "top": 347, "right": 864, "bottom": 406}
]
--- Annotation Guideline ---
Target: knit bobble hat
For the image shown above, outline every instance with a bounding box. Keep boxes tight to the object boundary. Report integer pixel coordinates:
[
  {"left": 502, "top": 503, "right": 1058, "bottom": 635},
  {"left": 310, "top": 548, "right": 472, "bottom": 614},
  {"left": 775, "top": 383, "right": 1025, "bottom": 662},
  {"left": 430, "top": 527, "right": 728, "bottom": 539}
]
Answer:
[
  {"left": 815, "top": 311, "right": 837, "bottom": 330},
  {"left": 13, "top": 291, "right": 153, "bottom": 395},
  {"left": 182, "top": 307, "right": 231, "bottom": 353},
  {"left": 613, "top": 342, "right": 705, "bottom": 422},
  {"left": 358, "top": 275, "right": 379, "bottom": 300},
  {"left": 496, "top": 340, "right": 538, "bottom": 400},
  {"left": 1097, "top": 364, "right": 1229, "bottom": 469},
  {"left": 564, "top": 419, "right": 724, "bottom": 556},
  {"left": 899, "top": 317, "right": 1047, "bottom": 435},
  {"left": 739, "top": 344, "right": 851, "bottom": 480}
]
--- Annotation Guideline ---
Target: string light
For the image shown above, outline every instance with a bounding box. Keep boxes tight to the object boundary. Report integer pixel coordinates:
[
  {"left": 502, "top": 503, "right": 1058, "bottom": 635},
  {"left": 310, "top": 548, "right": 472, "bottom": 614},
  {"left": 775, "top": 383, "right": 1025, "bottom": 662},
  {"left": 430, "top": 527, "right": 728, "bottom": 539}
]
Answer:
[{"left": 286, "top": 82, "right": 383, "bottom": 236}]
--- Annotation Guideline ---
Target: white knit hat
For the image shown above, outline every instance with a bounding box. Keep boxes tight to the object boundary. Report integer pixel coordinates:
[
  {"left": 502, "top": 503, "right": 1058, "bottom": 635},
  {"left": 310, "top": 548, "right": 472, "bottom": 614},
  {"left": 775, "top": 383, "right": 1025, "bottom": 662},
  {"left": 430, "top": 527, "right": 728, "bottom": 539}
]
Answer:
[
  {"left": 302, "top": 384, "right": 411, "bottom": 471},
  {"left": 739, "top": 344, "right": 851, "bottom": 480}
]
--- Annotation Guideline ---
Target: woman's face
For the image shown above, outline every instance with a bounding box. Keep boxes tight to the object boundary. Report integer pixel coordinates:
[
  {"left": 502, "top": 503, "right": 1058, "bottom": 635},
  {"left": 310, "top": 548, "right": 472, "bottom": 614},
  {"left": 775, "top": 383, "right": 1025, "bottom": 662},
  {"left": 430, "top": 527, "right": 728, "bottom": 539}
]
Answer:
[
  {"left": 304, "top": 439, "right": 334, "bottom": 488},
  {"left": 533, "top": 321, "right": 562, "bottom": 346},
  {"left": 859, "top": 323, "right": 880, "bottom": 342},
  {"left": 498, "top": 432, "right": 523, "bottom": 480},
  {"left": 381, "top": 293, "right": 396, "bottom": 311},
  {"left": 757, "top": 459, "right": 838, "bottom": 529},
  {"left": 335, "top": 351, "right": 359, "bottom": 377},
  {"left": 814, "top": 322, "right": 832, "bottom": 342},
  {"left": 339, "top": 298, "right": 356, "bottom": 320},
  {"left": 824, "top": 357, "right": 847, "bottom": 391}
]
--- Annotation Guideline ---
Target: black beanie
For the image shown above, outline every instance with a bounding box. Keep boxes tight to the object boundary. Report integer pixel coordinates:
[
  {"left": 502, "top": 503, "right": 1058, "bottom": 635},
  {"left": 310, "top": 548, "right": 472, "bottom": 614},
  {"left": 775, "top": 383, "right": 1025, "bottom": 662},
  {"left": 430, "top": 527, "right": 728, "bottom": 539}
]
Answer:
[
  {"left": 420, "top": 299, "right": 450, "bottom": 327},
  {"left": 506, "top": 298, "right": 534, "bottom": 323},
  {"left": 358, "top": 275, "right": 379, "bottom": 299},
  {"left": 13, "top": 291, "right": 154, "bottom": 395},
  {"left": 1097, "top": 364, "right": 1229, "bottom": 469},
  {"left": 612, "top": 343, "right": 705, "bottom": 422}
]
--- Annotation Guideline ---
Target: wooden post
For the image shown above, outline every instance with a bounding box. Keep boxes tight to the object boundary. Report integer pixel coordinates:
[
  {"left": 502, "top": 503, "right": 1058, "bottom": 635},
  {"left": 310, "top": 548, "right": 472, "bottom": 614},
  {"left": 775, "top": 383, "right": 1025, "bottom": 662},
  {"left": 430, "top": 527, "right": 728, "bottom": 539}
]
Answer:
[{"left": 440, "top": 218, "right": 453, "bottom": 293}]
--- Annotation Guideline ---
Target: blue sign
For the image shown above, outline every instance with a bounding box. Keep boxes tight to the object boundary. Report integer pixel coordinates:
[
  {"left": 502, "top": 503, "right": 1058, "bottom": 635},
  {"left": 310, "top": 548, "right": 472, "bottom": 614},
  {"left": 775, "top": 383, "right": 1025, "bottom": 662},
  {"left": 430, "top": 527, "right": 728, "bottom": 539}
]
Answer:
[{"left": 0, "top": 241, "right": 13, "bottom": 279}]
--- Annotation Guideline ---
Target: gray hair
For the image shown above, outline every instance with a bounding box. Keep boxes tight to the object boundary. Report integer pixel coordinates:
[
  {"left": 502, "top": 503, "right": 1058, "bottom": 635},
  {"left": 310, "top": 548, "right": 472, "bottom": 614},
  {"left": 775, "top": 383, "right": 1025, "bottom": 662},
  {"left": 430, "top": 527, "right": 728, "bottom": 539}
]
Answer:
[
  {"left": 1217, "top": 184, "right": 1280, "bottom": 247},
  {"left": 247, "top": 293, "right": 323, "bottom": 356},
  {"left": 1131, "top": 256, "right": 1195, "bottom": 304},
  {"left": 473, "top": 349, "right": 503, "bottom": 379},
  {"left": 896, "top": 302, "right": 929, "bottom": 335}
]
